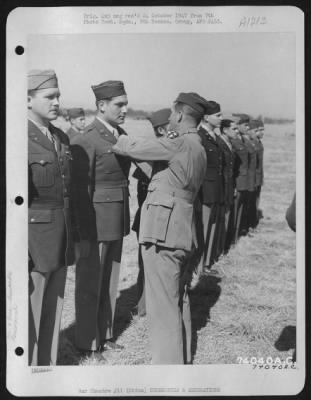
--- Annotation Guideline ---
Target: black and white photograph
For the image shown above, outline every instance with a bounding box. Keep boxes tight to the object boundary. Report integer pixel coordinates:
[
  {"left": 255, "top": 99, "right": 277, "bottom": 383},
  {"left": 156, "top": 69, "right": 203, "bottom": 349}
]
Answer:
[{"left": 6, "top": 5, "right": 305, "bottom": 396}]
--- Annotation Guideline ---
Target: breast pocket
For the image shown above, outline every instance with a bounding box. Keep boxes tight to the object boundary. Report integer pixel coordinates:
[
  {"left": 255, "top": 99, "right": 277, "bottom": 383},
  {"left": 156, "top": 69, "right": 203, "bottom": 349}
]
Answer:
[
  {"left": 29, "top": 153, "right": 55, "bottom": 187},
  {"left": 143, "top": 195, "right": 174, "bottom": 242}
]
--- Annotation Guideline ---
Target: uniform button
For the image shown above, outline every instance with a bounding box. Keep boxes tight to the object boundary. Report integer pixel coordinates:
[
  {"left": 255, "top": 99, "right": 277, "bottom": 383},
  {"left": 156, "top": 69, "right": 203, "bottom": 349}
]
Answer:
[
  {"left": 30, "top": 218, "right": 35, "bottom": 222},
  {"left": 62, "top": 174, "right": 65, "bottom": 178},
  {"left": 40, "top": 160, "right": 45, "bottom": 164},
  {"left": 107, "top": 149, "right": 112, "bottom": 153}
]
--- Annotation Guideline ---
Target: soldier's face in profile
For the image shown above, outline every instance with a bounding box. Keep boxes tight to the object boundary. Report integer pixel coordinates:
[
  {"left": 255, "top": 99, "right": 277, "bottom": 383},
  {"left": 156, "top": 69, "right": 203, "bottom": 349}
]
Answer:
[
  {"left": 72, "top": 116, "right": 86, "bottom": 131},
  {"left": 256, "top": 127, "right": 265, "bottom": 139},
  {"left": 238, "top": 122, "right": 249, "bottom": 135},
  {"left": 208, "top": 112, "right": 222, "bottom": 128},
  {"left": 248, "top": 128, "right": 258, "bottom": 139},
  {"left": 28, "top": 88, "right": 60, "bottom": 121},
  {"left": 100, "top": 95, "right": 128, "bottom": 126},
  {"left": 225, "top": 122, "right": 238, "bottom": 139}
]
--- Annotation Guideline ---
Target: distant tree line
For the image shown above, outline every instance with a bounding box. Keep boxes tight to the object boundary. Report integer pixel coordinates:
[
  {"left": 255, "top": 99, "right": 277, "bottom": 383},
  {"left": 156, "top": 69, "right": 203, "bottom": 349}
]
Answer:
[{"left": 58, "top": 108, "right": 294, "bottom": 124}]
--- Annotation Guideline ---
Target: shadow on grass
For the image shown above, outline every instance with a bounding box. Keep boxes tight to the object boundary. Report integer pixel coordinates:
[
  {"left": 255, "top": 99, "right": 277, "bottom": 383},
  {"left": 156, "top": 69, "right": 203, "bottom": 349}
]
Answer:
[
  {"left": 113, "top": 283, "right": 139, "bottom": 339},
  {"left": 57, "top": 283, "right": 139, "bottom": 365},
  {"left": 189, "top": 274, "right": 222, "bottom": 362},
  {"left": 274, "top": 325, "right": 296, "bottom": 362}
]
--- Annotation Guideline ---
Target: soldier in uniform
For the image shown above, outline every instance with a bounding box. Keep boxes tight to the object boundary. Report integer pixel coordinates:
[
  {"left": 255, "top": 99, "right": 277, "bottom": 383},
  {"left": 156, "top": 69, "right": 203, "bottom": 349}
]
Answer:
[
  {"left": 231, "top": 114, "right": 250, "bottom": 242},
  {"left": 132, "top": 108, "right": 171, "bottom": 317},
  {"left": 191, "top": 100, "right": 223, "bottom": 288},
  {"left": 112, "top": 92, "right": 207, "bottom": 364},
  {"left": 28, "top": 69, "right": 74, "bottom": 365},
  {"left": 246, "top": 119, "right": 262, "bottom": 230},
  {"left": 71, "top": 80, "right": 130, "bottom": 358},
  {"left": 217, "top": 118, "right": 239, "bottom": 252},
  {"left": 66, "top": 107, "right": 86, "bottom": 142},
  {"left": 255, "top": 120, "right": 265, "bottom": 222}
]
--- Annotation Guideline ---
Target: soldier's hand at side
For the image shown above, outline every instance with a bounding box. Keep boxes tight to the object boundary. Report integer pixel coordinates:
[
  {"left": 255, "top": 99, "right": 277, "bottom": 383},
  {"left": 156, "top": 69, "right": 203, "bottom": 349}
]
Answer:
[{"left": 79, "top": 240, "right": 91, "bottom": 258}]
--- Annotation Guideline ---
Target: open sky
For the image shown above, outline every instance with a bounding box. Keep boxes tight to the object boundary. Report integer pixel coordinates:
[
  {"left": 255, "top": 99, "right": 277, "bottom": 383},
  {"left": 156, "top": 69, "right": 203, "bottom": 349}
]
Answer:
[{"left": 28, "top": 32, "right": 295, "bottom": 118}]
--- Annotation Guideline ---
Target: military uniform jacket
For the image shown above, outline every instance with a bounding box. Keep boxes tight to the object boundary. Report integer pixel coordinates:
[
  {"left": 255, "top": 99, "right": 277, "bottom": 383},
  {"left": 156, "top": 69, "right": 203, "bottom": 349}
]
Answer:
[
  {"left": 255, "top": 139, "right": 264, "bottom": 186},
  {"left": 231, "top": 136, "right": 249, "bottom": 191},
  {"left": 66, "top": 127, "right": 81, "bottom": 143},
  {"left": 198, "top": 127, "right": 224, "bottom": 205},
  {"left": 244, "top": 136, "right": 257, "bottom": 191},
  {"left": 28, "top": 120, "right": 74, "bottom": 272},
  {"left": 71, "top": 118, "right": 131, "bottom": 241},
  {"left": 217, "top": 135, "right": 235, "bottom": 207},
  {"left": 113, "top": 130, "right": 207, "bottom": 251}
]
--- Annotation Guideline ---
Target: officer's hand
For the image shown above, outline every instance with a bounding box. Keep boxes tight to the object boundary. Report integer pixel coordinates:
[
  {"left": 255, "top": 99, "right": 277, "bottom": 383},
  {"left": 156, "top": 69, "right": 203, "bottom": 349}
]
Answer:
[
  {"left": 167, "top": 130, "right": 179, "bottom": 139},
  {"left": 79, "top": 240, "right": 91, "bottom": 258}
]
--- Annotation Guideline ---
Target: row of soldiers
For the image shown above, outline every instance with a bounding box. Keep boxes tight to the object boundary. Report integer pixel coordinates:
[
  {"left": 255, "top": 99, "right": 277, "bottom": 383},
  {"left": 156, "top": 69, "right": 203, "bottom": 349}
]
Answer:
[{"left": 28, "top": 69, "right": 264, "bottom": 367}]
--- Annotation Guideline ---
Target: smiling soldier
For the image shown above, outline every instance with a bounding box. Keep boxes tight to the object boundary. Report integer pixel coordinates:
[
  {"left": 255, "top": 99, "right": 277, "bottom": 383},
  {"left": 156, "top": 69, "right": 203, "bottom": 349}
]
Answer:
[
  {"left": 28, "top": 69, "right": 74, "bottom": 365},
  {"left": 71, "top": 80, "right": 131, "bottom": 359}
]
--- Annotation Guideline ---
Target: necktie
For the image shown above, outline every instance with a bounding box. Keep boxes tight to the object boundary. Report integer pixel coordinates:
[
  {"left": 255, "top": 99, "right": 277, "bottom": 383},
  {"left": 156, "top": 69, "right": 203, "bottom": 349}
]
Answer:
[
  {"left": 42, "top": 127, "right": 58, "bottom": 151},
  {"left": 112, "top": 128, "right": 119, "bottom": 139}
]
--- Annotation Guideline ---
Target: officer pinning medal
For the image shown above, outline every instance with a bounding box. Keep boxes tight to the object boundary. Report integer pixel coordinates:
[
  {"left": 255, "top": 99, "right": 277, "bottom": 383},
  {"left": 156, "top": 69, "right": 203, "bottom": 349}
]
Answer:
[{"left": 27, "top": 71, "right": 267, "bottom": 366}]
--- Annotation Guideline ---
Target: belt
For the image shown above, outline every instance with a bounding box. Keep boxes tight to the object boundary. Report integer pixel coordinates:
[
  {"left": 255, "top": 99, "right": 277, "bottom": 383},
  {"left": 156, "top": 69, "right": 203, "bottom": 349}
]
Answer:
[
  {"left": 95, "top": 179, "right": 129, "bottom": 189},
  {"left": 148, "top": 182, "right": 195, "bottom": 202}
]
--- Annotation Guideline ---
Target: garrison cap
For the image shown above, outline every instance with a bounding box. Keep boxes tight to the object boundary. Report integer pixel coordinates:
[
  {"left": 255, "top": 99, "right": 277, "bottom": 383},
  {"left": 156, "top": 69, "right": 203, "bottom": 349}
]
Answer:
[
  {"left": 28, "top": 69, "right": 58, "bottom": 90},
  {"left": 148, "top": 108, "right": 171, "bottom": 128},
  {"left": 91, "top": 80, "right": 126, "bottom": 100},
  {"left": 204, "top": 100, "right": 221, "bottom": 115},
  {"left": 175, "top": 92, "right": 208, "bottom": 116},
  {"left": 248, "top": 119, "right": 261, "bottom": 130},
  {"left": 233, "top": 113, "right": 250, "bottom": 124},
  {"left": 67, "top": 107, "right": 85, "bottom": 119}
]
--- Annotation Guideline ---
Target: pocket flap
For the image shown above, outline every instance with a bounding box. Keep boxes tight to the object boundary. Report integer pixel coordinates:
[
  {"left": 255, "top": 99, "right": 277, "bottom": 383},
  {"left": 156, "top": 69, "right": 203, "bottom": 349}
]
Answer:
[
  {"left": 29, "top": 209, "right": 52, "bottom": 223},
  {"left": 93, "top": 188, "right": 124, "bottom": 202},
  {"left": 29, "top": 153, "right": 54, "bottom": 165}
]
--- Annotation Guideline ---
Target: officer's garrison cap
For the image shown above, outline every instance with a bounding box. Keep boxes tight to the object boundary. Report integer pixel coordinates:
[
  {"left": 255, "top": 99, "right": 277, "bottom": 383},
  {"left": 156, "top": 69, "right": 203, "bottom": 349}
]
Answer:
[
  {"left": 148, "top": 108, "right": 171, "bottom": 128},
  {"left": 67, "top": 108, "right": 85, "bottom": 119},
  {"left": 28, "top": 69, "right": 58, "bottom": 90},
  {"left": 91, "top": 80, "right": 126, "bottom": 101},
  {"left": 175, "top": 92, "right": 208, "bottom": 117}
]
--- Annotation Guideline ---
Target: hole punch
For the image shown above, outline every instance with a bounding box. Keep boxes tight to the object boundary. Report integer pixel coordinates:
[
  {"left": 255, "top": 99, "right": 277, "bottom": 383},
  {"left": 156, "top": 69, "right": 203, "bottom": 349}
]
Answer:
[
  {"left": 15, "top": 347, "right": 24, "bottom": 356},
  {"left": 15, "top": 196, "right": 24, "bottom": 205},
  {"left": 15, "top": 46, "right": 24, "bottom": 55}
]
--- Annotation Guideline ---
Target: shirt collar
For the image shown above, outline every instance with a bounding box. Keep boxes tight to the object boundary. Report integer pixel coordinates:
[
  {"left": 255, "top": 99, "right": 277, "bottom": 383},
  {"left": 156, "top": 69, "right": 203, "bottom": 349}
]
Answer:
[
  {"left": 28, "top": 118, "right": 50, "bottom": 135},
  {"left": 96, "top": 116, "right": 117, "bottom": 135},
  {"left": 201, "top": 122, "right": 216, "bottom": 139}
]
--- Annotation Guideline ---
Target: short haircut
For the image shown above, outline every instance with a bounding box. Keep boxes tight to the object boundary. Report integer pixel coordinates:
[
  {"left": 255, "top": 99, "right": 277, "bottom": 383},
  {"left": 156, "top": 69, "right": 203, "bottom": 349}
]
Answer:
[
  {"left": 220, "top": 119, "right": 234, "bottom": 133},
  {"left": 174, "top": 101, "right": 202, "bottom": 125},
  {"left": 28, "top": 89, "right": 37, "bottom": 97},
  {"left": 96, "top": 97, "right": 113, "bottom": 109}
]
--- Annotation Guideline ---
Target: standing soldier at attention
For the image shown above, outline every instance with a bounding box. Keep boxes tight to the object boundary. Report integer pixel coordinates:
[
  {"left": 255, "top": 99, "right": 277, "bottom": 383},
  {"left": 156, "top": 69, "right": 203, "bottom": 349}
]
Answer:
[
  {"left": 66, "top": 107, "right": 86, "bottom": 142},
  {"left": 132, "top": 108, "right": 171, "bottom": 317},
  {"left": 112, "top": 92, "right": 207, "bottom": 364},
  {"left": 246, "top": 119, "right": 262, "bottom": 230},
  {"left": 231, "top": 114, "right": 250, "bottom": 242},
  {"left": 191, "top": 100, "right": 223, "bottom": 288},
  {"left": 71, "top": 80, "right": 131, "bottom": 359},
  {"left": 28, "top": 69, "right": 74, "bottom": 365},
  {"left": 255, "top": 120, "right": 265, "bottom": 223},
  {"left": 217, "top": 118, "right": 239, "bottom": 253}
]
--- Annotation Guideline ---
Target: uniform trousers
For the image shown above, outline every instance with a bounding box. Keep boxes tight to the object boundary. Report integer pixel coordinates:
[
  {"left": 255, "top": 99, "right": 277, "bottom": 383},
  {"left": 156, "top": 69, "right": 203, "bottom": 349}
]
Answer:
[
  {"left": 199, "top": 203, "right": 218, "bottom": 271},
  {"left": 29, "top": 266, "right": 67, "bottom": 365},
  {"left": 234, "top": 191, "right": 246, "bottom": 242},
  {"left": 142, "top": 244, "right": 191, "bottom": 364},
  {"left": 75, "top": 239, "right": 123, "bottom": 350}
]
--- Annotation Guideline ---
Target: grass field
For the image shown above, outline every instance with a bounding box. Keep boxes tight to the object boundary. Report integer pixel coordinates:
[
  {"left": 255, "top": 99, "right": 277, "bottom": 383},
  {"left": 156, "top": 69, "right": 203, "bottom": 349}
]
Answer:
[{"left": 56, "top": 119, "right": 296, "bottom": 365}]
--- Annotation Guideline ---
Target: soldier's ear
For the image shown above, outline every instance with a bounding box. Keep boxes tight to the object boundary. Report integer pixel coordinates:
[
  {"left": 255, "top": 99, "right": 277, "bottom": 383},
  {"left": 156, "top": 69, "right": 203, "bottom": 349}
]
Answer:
[
  {"left": 27, "top": 95, "right": 33, "bottom": 109},
  {"left": 177, "top": 110, "right": 183, "bottom": 123}
]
